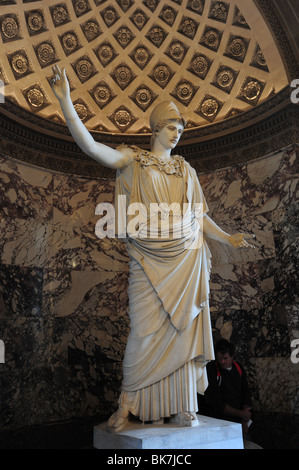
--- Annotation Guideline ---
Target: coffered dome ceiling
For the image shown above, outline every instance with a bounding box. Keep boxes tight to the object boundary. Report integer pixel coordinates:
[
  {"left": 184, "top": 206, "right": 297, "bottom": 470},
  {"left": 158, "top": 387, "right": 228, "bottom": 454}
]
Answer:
[{"left": 0, "top": 0, "right": 291, "bottom": 140}]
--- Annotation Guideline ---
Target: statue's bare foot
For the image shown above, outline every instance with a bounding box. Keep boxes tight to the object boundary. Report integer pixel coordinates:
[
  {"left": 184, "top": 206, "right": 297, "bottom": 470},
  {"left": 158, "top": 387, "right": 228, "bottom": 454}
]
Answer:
[
  {"left": 170, "top": 411, "right": 199, "bottom": 427},
  {"left": 107, "top": 406, "right": 130, "bottom": 433}
]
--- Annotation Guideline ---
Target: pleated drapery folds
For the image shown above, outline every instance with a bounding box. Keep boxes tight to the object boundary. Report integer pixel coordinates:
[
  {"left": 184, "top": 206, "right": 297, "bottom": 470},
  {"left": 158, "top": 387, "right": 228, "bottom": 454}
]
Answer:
[{"left": 114, "top": 147, "right": 215, "bottom": 421}]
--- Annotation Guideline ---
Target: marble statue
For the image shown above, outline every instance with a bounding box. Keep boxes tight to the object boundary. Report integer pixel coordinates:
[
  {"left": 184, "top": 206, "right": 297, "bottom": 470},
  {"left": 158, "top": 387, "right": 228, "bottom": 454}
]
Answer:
[{"left": 50, "top": 65, "right": 255, "bottom": 432}]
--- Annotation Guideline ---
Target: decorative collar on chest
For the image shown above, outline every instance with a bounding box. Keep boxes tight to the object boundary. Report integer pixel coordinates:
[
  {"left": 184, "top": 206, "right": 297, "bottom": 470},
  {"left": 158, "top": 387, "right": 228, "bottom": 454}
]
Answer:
[{"left": 133, "top": 147, "right": 184, "bottom": 177}]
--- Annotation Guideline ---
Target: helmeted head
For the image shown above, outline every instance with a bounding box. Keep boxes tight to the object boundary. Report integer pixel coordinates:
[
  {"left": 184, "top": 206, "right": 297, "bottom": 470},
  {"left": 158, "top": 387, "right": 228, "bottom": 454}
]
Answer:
[{"left": 149, "top": 101, "right": 186, "bottom": 145}]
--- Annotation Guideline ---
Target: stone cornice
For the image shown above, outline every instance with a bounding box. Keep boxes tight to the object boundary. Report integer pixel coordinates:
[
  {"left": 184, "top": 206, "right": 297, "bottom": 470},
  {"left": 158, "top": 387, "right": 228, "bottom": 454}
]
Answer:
[{"left": 254, "top": 0, "right": 299, "bottom": 80}]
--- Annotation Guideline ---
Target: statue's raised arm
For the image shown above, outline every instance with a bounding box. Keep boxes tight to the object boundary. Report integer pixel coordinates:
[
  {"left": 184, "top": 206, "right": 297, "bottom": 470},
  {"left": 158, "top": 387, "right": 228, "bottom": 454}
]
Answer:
[{"left": 50, "top": 65, "right": 133, "bottom": 170}]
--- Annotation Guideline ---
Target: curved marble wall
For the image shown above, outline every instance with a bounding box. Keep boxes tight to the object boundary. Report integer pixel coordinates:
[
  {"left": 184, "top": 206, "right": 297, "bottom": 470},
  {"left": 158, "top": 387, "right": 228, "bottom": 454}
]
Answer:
[{"left": 0, "top": 144, "right": 298, "bottom": 433}]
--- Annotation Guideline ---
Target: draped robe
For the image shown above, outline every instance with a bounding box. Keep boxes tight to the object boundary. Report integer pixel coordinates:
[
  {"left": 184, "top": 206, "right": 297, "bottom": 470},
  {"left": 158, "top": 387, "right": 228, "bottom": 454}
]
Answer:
[{"left": 114, "top": 146, "right": 214, "bottom": 422}]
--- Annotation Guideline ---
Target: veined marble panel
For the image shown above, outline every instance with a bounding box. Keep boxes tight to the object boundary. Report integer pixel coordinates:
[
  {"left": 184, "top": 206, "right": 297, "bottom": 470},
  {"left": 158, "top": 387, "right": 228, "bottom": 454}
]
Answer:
[
  {"left": 0, "top": 217, "right": 81, "bottom": 270},
  {"left": 199, "top": 164, "right": 246, "bottom": 220},
  {"left": 1, "top": 316, "right": 51, "bottom": 370},
  {"left": 199, "top": 146, "right": 298, "bottom": 220},
  {"left": 272, "top": 203, "right": 298, "bottom": 264},
  {"left": 53, "top": 173, "right": 115, "bottom": 229},
  {"left": 0, "top": 217, "right": 129, "bottom": 273},
  {"left": 251, "top": 358, "right": 299, "bottom": 414},
  {"left": 43, "top": 269, "right": 128, "bottom": 319},
  {"left": 286, "top": 305, "right": 299, "bottom": 343},
  {"left": 210, "top": 261, "right": 262, "bottom": 312},
  {"left": 53, "top": 173, "right": 129, "bottom": 271},
  {"left": 0, "top": 263, "right": 43, "bottom": 317},
  {"left": 80, "top": 224, "right": 129, "bottom": 272},
  {"left": 0, "top": 157, "right": 53, "bottom": 221}
]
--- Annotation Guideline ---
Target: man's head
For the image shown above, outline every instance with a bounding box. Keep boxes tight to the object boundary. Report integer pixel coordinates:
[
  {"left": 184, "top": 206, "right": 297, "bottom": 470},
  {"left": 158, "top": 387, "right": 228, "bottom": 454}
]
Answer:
[{"left": 215, "top": 339, "right": 236, "bottom": 370}]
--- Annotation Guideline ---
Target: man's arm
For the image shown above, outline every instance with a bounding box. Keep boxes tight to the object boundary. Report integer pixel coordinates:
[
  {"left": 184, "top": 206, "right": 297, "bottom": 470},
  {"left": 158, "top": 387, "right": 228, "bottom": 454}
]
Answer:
[{"left": 223, "top": 404, "right": 251, "bottom": 421}]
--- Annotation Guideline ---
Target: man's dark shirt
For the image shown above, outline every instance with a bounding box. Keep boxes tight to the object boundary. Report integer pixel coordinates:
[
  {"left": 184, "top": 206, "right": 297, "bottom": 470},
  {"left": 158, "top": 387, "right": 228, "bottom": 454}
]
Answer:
[{"left": 203, "top": 360, "right": 252, "bottom": 419}]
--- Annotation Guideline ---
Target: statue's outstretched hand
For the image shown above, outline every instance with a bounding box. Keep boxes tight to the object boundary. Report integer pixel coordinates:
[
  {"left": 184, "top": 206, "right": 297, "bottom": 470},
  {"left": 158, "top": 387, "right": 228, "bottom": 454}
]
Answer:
[
  {"left": 50, "top": 65, "right": 70, "bottom": 102},
  {"left": 228, "top": 233, "right": 255, "bottom": 249}
]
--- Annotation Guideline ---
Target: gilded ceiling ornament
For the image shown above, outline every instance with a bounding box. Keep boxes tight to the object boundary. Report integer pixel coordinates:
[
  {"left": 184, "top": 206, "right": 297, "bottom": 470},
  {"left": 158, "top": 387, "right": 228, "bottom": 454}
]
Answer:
[
  {"left": 94, "top": 42, "right": 118, "bottom": 67},
  {"left": 110, "top": 63, "right": 136, "bottom": 90},
  {"left": 129, "top": 43, "right": 153, "bottom": 70},
  {"left": 214, "top": 66, "right": 238, "bottom": 93},
  {"left": 130, "top": 9, "right": 149, "bottom": 30},
  {"left": 196, "top": 94, "right": 223, "bottom": 122},
  {"left": 74, "top": 58, "right": 96, "bottom": 82},
  {"left": 187, "top": 0, "right": 205, "bottom": 15},
  {"left": 81, "top": 19, "right": 102, "bottom": 42},
  {"left": 209, "top": 1, "right": 230, "bottom": 23},
  {"left": 238, "top": 77, "right": 265, "bottom": 106},
  {"left": 0, "top": 0, "right": 288, "bottom": 134},
  {"left": 60, "top": 32, "right": 80, "bottom": 55},
  {"left": 129, "top": 84, "right": 157, "bottom": 111},
  {"left": 232, "top": 6, "right": 250, "bottom": 29},
  {"left": 200, "top": 26, "right": 223, "bottom": 51},
  {"left": 50, "top": 5, "right": 70, "bottom": 27},
  {"left": 114, "top": 26, "right": 135, "bottom": 49},
  {"left": 10, "top": 52, "right": 31, "bottom": 78},
  {"left": 187, "top": 53, "right": 212, "bottom": 79},
  {"left": 225, "top": 107, "right": 242, "bottom": 118},
  {"left": 27, "top": 88, "right": 44, "bottom": 108},
  {"left": 90, "top": 81, "right": 116, "bottom": 109},
  {"left": 250, "top": 44, "right": 269, "bottom": 72},
  {"left": 23, "top": 85, "right": 48, "bottom": 111},
  {"left": 201, "top": 99, "right": 218, "bottom": 116},
  {"left": 74, "top": 102, "right": 88, "bottom": 120},
  {"left": 109, "top": 105, "right": 137, "bottom": 131},
  {"left": 243, "top": 81, "right": 261, "bottom": 101},
  {"left": 26, "top": 11, "right": 45, "bottom": 35},
  {"left": 72, "top": 0, "right": 91, "bottom": 17},
  {"left": 100, "top": 6, "right": 120, "bottom": 27},
  {"left": 142, "top": 0, "right": 159, "bottom": 13},
  {"left": 165, "top": 40, "right": 189, "bottom": 65},
  {"left": 116, "top": 0, "right": 134, "bottom": 12},
  {"left": 1, "top": 15, "right": 20, "bottom": 41},
  {"left": 256, "top": 50, "right": 266, "bottom": 67},
  {"left": 149, "top": 63, "right": 175, "bottom": 89},
  {"left": 178, "top": 16, "right": 199, "bottom": 39},
  {"left": 115, "top": 109, "right": 132, "bottom": 127},
  {"left": 229, "top": 38, "right": 246, "bottom": 57},
  {"left": 159, "top": 6, "right": 178, "bottom": 26},
  {"left": 35, "top": 42, "right": 57, "bottom": 68},
  {"left": 225, "top": 34, "right": 249, "bottom": 62},
  {"left": 171, "top": 79, "right": 199, "bottom": 106},
  {"left": 94, "top": 86, "right": 111, "bottom": 103},
  {"left": 146, "top": 25, "right": 168, "bottom": 47},
  {"left": 135, "top": 88, "right": 152, "bottom": 108},
  {"left": 218, "top": 70, "right": 233, "bottom": 87}
]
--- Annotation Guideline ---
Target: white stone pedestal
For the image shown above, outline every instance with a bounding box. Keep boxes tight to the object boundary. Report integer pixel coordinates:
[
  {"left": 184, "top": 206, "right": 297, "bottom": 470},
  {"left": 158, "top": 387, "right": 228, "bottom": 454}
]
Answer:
[{"left": 93, "top": 415, "right": 244, "bottom": 449}]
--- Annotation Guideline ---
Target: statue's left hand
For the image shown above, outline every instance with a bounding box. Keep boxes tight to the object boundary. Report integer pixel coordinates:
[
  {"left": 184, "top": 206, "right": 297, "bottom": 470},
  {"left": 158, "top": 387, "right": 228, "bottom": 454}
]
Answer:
[{"left": 228, "top": 233, "right": 255, "bottom": 249}]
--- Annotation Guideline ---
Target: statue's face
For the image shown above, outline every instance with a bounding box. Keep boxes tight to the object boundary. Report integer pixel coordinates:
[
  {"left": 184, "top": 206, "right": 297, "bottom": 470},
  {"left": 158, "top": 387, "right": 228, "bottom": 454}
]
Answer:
[{"left": 157, "top": 122, "right": 184, "bottom": 150}]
